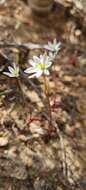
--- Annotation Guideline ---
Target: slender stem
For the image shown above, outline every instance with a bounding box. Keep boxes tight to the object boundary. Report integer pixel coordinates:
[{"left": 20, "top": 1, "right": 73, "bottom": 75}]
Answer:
[
  {"left": 16, "top": 77, "right": 25, "bottom": 105},
  {"left": 0, "top": 89, "right": 13, "bottom": 96},
  {"left": 51, "top": 120, "right": 67, "bottom": 177},
  {"left": 43, "top": 74, "right": 52, "bottom": 122}
]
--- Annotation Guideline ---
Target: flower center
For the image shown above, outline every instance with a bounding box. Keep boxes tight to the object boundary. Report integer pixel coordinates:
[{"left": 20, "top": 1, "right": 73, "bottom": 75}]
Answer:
[{"left": 36, "top": 62, "right": 45, "bottom": 70}]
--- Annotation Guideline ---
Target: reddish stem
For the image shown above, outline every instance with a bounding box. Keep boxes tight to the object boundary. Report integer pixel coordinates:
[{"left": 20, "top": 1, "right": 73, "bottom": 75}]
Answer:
[{"left": 43, "top": 74, "right": 52, "bottom": 122}]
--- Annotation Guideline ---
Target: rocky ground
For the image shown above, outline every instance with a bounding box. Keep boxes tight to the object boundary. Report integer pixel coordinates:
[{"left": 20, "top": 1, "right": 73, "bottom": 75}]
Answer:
[{"left": 0, "top": 0, "right": 86, "bottom": 189}]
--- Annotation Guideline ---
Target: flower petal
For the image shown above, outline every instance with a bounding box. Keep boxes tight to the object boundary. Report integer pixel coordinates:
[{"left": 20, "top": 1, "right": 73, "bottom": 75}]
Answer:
[
  {"left": 33, "top": 56, "right": 40, "bottom": 63},
  {"left": 43, "top": 54, "right": 48, "bottom": 64},
  {"left": 40, "top": 54, "right": 43, "bottom": 61},
  {"left": 48, "top": 41, "right": 52, "bottom": 48},
  {"left": 13, "top": 63, "right": 17, "bottom": 70},
  {"left": 44, "top": 69, "right": 50, "bottom": 75},
  {"left": 45, "top": 61, "right": 52, "bottom": 68},
  {"left": 36, "top": 70, "right": 43, "bottom": 78},
  {"left": 3, "top": 72, "right": 13, "bottom": 77},
  {"left": 29, "top": 59, "right": 36, "bottom": 67},
  {"left": 24, "top": 67, "right": 36, "bottom": 74},
  {"left": 54, "top": 38, "right": 57, "bottom": 46},
  {"left": 29, "top": 73, "right": 37, "bottom": 78},
  {"left": 8, "top": 66, "right": 14, "bottom": 73},
  {"left": 56, "top": 42, "right": 61, "bottom": 51},
  {"left": 49, "top": 52, "right": 55, "bottom": 61}
]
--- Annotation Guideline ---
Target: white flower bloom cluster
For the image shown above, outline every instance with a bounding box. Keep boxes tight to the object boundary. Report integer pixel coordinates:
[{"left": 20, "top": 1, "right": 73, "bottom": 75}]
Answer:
[
  {"left": 24, "top": 53, "right": 52, "bottom": 78},
  {"left": 47, "top": 38, "right": 61, "bottom": 52},
  {"left": 3, "top": 39, "right": 61, "bottom": 79},
  {"left": 3, "top": 63, "right": 19, "bottom": 78},
  {"left": 24, "top": 39, "right": 61, "bottom": 78}
]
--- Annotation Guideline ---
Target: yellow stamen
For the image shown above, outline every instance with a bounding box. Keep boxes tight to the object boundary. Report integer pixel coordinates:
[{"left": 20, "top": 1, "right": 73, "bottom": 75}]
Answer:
[{"left": 36, "top": 62, "right": 45, "bottom": 70}]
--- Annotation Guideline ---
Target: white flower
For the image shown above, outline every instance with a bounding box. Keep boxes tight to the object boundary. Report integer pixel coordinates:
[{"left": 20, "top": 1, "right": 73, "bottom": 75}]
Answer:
[
  {"left": 47, "top": 38, "right": 61, "bottom": 52},
  {"left": 48, "top": 52, "right": 56, "bottom": 61},
  {"left": 24, "top": 53, "right": 52, "bottom": 78},
  {"left": 3, "top": 63, "right": 19, "bottom": 78}
]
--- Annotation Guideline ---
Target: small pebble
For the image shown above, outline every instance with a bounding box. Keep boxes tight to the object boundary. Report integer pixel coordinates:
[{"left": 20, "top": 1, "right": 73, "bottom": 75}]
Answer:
[{"left": 0, "top": 137, "right": 8, "bottom": 147}]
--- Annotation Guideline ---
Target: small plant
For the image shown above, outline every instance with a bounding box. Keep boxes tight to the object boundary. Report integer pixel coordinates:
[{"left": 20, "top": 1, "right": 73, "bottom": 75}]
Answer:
[
  {"left": 47, "top": 38, "right": 61, "bottom": 53},
  {"left": 47, "top": 39, "right": 61, "bottom": 67},
  {"left": 3, "top": 38, "right": 61, "bottom": 117},
  {"left": 2, "top": 39, "right": 68, "bottom": 177},
  {"left": 24, "top": 39, "right": 61, "bottom": 78},
  {"left": 3, "top": 63, "right": 19, "bottom": 78},
  {"left": 24, "top": 39, "right": 61, "bottom": 123},
  {"left": 3, "top": 60, "right": 25, "bottom": 103}
]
